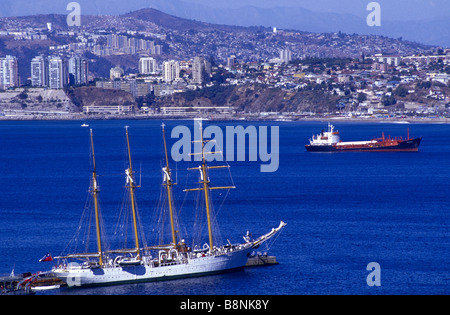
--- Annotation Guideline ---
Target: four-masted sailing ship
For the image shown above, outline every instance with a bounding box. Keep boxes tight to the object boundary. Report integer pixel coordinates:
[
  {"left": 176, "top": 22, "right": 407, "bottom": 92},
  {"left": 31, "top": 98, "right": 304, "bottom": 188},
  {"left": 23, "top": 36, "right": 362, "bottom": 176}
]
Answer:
[{"left": 52, "top": 124, "right": 286, "bottom": 288}]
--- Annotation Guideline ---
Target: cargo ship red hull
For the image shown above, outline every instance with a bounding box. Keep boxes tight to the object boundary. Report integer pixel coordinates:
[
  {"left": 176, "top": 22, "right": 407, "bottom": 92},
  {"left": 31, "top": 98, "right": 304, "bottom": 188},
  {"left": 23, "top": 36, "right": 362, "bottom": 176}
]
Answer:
[
  {"left": 305, "top": 124, "right": 422, "bottom": 152},
  {"left": 305, "top": 137, "right": 422, "bottom": 152}
]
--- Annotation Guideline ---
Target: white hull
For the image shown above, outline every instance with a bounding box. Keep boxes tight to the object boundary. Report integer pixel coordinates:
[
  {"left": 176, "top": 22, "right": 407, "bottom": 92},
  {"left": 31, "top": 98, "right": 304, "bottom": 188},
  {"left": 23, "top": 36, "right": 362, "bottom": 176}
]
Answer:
[
  {"left": 31, "top": 285, "right": 61, "bottom": 291},
  {"left": 53, "top": 246, "right": 252, "bottom": 288}
]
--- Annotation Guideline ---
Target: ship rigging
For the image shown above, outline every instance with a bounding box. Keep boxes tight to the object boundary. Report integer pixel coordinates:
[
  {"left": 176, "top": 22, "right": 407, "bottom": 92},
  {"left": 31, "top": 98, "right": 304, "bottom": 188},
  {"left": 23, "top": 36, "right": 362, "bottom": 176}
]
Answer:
[{"left": 52, "top": 123, "right": 286, "bottom": 288}]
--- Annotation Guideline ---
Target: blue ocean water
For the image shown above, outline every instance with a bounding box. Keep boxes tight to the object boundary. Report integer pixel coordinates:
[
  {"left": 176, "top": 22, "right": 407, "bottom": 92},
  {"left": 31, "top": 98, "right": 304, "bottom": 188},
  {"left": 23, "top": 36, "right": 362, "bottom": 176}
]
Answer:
[{"left": 0, "top": 120, "right": 449, "bottom": 295}]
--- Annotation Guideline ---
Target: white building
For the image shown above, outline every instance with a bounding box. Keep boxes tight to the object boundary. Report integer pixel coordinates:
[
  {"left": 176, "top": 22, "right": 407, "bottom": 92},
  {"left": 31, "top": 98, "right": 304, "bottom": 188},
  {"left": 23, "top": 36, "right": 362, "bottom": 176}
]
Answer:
[
  {"left": 373, "top": 54, "right": 400, "bottom": 66},
  {"left": 83, "top": 104, "right": 134, "bottom": 115},
  {"left": 160, "top": 106, "right": 234, "bottom": 115},
  {"left": 432, "top": 73, "right": 450, "bottom": 85},
  {"left": 110, "top": 67, "right": 124, "bottom": 80},
  {"left": 163, "top": 60, "right": 180, "bottom": 82},
  {"left": 279, "top": 49, "right": 292, "bottom": 63},
  {"left": 0, "top": 55, "right": 19, "bottom": 89},
  {"left": 48, "top": 56, "right": 67, "bottom": 89},
  {"left": 31, "top": 55, "right": 49, "bottom": 87},
  {"left": 227, "top": 55, "right": 236, "bottom": 68},
  {"left": 139, "top": 57, "right": 157, "bottom": 74}
]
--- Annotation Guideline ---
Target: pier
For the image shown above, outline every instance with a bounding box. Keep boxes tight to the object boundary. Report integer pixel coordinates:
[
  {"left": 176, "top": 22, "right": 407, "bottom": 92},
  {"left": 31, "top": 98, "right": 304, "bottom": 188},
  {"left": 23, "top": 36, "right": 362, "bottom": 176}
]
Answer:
[{"left": 246, "top": 254, "right": 279, "bottom": 267}]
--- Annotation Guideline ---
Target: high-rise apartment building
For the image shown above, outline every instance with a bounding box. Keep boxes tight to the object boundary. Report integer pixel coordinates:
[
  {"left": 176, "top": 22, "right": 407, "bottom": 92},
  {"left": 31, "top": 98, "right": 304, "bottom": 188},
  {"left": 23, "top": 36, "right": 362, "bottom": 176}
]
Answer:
[
  {"left": 192, "top": 56, "right": 211, "bottom": 84},
  {"left": 0, "top": 55, "right": 19, "bottom": 89},
  {"left": 192, "top": 56, "right": 205, "bottom": 84},
  {"left": 31, "top": 55, "right": 49, "bottom": 87},
  {"left": 280, "top": 49, "right": 292, "bottom": 63},
  {"left": 102, "top": 33, "right": 162, "bottom": 56},
  {"left": 227, "top": 55, "right": 236, "bottom": 68},
  {"left": 139, "top": 57, "right": 157, "bottom": 74},
  {"left": 163, "top": 60, "right": 180, "bottom": 82},
  {"left": 48, "top": 56, "right": 68, "bottom": 89},
  {"left": 68, "top": 56, "right": 88, "bottom": 85}
]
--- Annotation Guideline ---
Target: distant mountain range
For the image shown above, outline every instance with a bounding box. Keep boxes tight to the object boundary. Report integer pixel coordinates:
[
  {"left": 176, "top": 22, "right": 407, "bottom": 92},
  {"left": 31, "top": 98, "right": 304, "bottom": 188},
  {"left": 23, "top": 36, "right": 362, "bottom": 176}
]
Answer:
[
  {"left": 0, "top": 0, "right": 448, "bottom": 47},
  {"left": 0, "top": 8, "right": 255, "bottom": 33},
  {"left": 122, "top": 8, "right": 249, "bottom": 32},
  {"left": 133, "top": 1, "right": 450, "bottom": 47}
]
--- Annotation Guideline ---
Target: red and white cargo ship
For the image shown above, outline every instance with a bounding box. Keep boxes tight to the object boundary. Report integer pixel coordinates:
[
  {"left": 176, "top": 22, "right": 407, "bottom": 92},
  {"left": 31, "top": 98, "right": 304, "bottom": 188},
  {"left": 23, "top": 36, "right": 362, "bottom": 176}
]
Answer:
[{"left": 305, "top": 123, "right": 422, "bottom": 152}]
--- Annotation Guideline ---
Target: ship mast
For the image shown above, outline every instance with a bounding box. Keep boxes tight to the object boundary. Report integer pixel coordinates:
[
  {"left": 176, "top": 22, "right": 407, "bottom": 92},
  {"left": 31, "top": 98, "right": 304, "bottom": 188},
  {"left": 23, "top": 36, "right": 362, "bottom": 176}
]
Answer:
[
  {"left": 184, "top": 120, "right": 235, "bottom": 254},
  {"left": 125, "top": 127, "right": 141, "bottom": 260},
  {"left": 90, "top": 129, "right": 103, "bottom": 266},
  {"left": 200, "top": 132, "right": 214, "bottom": 253},
  {"left": 162, "top": 124, "right": 177, "bottom": 247}
]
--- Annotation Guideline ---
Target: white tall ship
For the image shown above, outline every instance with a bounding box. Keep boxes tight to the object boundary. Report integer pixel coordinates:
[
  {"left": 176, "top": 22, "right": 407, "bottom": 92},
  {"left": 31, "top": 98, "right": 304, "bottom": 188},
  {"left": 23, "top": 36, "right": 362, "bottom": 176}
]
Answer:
[{"left": 52, "top": 124, "right": 286, "bottom": 288}]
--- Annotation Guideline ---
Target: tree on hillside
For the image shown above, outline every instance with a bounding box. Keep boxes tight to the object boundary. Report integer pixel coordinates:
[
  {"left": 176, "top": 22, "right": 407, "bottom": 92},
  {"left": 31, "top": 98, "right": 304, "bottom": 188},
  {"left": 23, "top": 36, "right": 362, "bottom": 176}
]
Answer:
[
  {"left": 357, "top": 92, "right": 367, "bottom": 103},
  {"left": 394, "top": 85, "right": 409, "bottom": 97}
]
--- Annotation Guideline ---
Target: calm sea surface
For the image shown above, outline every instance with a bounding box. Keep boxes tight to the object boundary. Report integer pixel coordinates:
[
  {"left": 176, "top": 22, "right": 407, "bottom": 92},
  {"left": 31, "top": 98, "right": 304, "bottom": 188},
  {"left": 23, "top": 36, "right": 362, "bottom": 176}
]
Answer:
[{"left": 0, "top": 120, "right": 449, "bottom": 295}]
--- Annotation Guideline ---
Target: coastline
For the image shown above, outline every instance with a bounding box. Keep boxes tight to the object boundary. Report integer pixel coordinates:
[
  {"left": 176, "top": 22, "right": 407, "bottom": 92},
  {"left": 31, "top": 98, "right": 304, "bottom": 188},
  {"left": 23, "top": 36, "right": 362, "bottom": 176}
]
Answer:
[{"left": 1, "top": 113, "right": 450, "bottom": 124}]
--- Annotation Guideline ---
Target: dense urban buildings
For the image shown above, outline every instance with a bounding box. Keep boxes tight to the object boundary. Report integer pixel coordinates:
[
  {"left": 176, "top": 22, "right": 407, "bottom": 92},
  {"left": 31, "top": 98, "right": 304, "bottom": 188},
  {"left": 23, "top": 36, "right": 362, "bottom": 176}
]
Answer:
[
  {"left": 30, "top": 55, "right": 87, "bottom": 88},
  {"left": 94, "top": 33, "right": 163, "bottom": 56},
  {"left": 0, "top": 9, "right": 449, "bottom": 119}
]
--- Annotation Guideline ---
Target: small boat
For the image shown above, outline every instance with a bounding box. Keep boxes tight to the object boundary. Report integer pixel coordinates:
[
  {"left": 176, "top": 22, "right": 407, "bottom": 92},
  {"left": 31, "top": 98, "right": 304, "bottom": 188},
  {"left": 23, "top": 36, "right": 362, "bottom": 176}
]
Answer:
[
  {"left": 81, "top": 123, "right": 89, "bottom": 127},
  {"left": 30, "top": 272, "right": 65, "bottom": 292},
  {"left": 31, "top": 284, "right": 61, "bottom": 292}
]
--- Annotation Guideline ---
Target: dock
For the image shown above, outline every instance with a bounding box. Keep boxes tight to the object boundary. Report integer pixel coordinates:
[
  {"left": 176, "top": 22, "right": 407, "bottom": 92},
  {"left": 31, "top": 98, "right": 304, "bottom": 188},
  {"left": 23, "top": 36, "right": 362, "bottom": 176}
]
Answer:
[
  {"left": 246, "top": 255, "right": 279, "bottom": 267},
  {"left": 0, "top": 273, "right": 34, "bottom": 295}
]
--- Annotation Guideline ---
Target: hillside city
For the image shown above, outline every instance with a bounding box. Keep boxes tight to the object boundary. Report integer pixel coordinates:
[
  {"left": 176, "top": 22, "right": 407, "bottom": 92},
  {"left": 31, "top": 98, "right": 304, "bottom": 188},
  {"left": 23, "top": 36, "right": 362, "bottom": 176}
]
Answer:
[{"left": 0, "top": 9, "right": 449, "bottom": 121}]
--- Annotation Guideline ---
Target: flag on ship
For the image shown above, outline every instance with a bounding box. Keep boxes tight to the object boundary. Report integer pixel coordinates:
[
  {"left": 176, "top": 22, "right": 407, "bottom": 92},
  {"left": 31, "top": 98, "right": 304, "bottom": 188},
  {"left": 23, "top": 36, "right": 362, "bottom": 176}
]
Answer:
[{"left": 39, "top": 253, "right": 53, "bottom": 262}]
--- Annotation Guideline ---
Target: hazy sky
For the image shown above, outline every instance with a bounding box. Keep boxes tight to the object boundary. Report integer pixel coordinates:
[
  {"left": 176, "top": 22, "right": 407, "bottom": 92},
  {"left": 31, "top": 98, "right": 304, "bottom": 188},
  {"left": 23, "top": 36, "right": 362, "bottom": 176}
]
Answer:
[
  {"left": 0, "top": 0, "right": 449, "bottom": 21},
  {"left": 162, "top": 0, "right": 449, "bottom": 21},
  {"left": 0, "top": 0, "right": 448, "bottom": 46}
]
